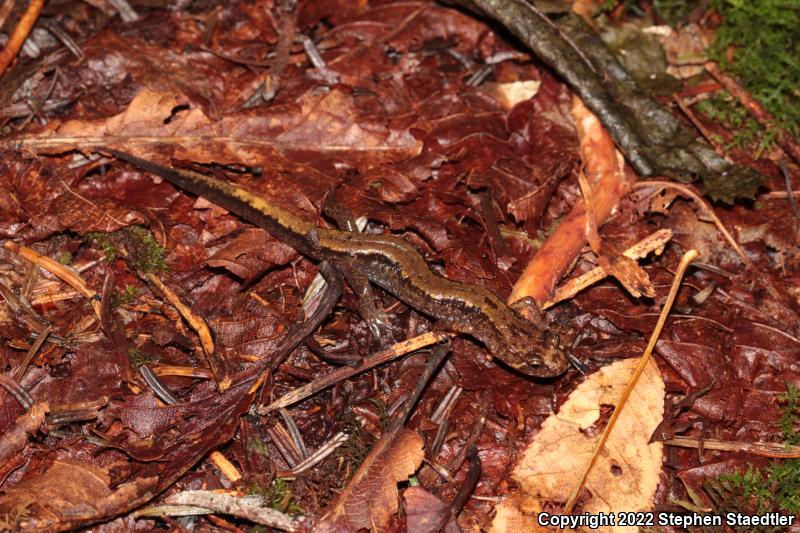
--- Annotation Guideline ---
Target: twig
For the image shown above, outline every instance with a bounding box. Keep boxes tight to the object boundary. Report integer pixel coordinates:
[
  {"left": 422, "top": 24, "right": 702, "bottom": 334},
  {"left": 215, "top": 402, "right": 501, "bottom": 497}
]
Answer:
[
  {"left": 209, "top": 452, "right": 242, "bottom": 483},
  {"left": 279, "top": 408, "right": 308, "bottom": 459},
  {"left": 564, "top": 249, "right": 700, "bottom": 513},
  {"left": 0, "top": 374, "right": 34, "bottom": 409},
  {"left": 0, "top": 0, "right": 45, "bottom": 77},
  {"left": 519, "top": 0, "right": 597, "bottom": 75},
  {"left": 779, "top": 159, "right": 800, "bottom": 220},
  {"left": 450, "top": 446, "right": 481, "bottom": 518},
  {"left": 108, "top": 0, "right": 139, "bottom": 23},
  {"left": 258, "top": 331, "right": 451, "bottom": 414},
  {"left": 47, "top": 396, "right": 108, "bottom": 425},
  {"left": 322, "top": 343, "right": 451, "bottom": 526},
  {"left": 139, "top": 365, "right": 180, "bottom": 405},
  {"left": 139, "top": 362, "right": 241, "bottom": 482},
  {"left": 249, "top": 261, "right": 345, "bottom": 404},
  {"left": 146, "top": 273, "right": 226, "bottom": 389},
  {"left": 665, "top": 436, "right": 800, "bottom": 459},
  {"left": 150, "top": 364, "right": 214, "bottom": 379},
  {"left": 163, "top": 491, "right": 300, "bottom": 531},
  {"left": 4, "top": 241, "right": 102, "bottom": 318},
  {"left": 430, "top": 385, "right": 463, "bottom": 458},
  {"left": 14, "top": 324, "right": 50, "bottom": 382},
  {"left": 301, "top": 36, "right": 326, "bottom": 68},
  {"left": 18, "top": 66, "right": 60, "bottom": 129},
  {"left": 282, "top": 432, "right": 349, "bottom": 477},
  {"left": 42, "top": 21, "right": 84, "bottom": 61}
]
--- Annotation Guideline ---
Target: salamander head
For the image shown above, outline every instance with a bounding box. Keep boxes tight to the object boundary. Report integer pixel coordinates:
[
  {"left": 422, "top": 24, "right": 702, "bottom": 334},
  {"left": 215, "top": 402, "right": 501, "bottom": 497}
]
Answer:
[{"left": 494, "top": 316, "right": 569, "bottom": 378}]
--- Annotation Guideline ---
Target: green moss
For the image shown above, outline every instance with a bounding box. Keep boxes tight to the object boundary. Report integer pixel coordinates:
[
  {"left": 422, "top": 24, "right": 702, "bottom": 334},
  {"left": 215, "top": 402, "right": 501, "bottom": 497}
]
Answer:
[
  {"left": 124, "top": 226, "right": 168, "bottom": 273},
  {"left": 769, "top": 459, "right": 800, "bottom": 513},
  {"left": 84, "top": 231, "right": 120, "bottom": 264},
  {"left": 247, "top": 478, "right": 302, "bottom": 514},
  {"left": 247, "top": 438, "right": 271, "bottom": 457},
  {"left": 653, "top": 0, "right": 695, "bottom": 25},
  {"left": 112, "top": 285, "right": 141, "bottom": 308},
  {"left": 57, "top": 251, "right": 72, "bottom": 265},
  {"left": 710, "top": 0, "right": 800, "bottom": 139},
  {"left": 127, "top": 346, "right": 156, "bottom": 368},
  {"left": 779, "top": 382, "right": 800, "bottom": 445},
  {"left": 695, "top": 94, "right": 779, "bottom": 157},
  {"left": 703, "top": 383, "right": 800, "bottom": 525},
  {"left": 84, "top": 226, "right": 167, "bottom": 273}
]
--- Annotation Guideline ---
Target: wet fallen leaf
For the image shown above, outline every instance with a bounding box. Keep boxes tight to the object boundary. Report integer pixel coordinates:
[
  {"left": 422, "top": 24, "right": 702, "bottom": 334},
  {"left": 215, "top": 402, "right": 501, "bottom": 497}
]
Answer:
[
  {"left": 317, "top": 429, "right": 425, "bottom": 532},
  {"left": 404, "top": 486, "right": 461, "bottom": 533}
]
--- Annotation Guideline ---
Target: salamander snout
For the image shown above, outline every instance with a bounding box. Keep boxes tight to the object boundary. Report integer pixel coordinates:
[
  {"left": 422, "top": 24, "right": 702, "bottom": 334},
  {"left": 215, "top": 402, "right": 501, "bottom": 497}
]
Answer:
[{"left": 505, "top": 329, "right": 569, "bottom": 378}]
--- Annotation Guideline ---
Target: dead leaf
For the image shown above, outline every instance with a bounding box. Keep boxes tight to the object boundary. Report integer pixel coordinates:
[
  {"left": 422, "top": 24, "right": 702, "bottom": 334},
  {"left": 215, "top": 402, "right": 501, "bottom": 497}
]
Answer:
[
  {"left": 15, "top": 87, "right": 421, "bottom": 167},
  {"left": 491, "top": 358, "right": 664, "bottom": 533},
  {"left": 317, "top": 429, "right": 424, "bottom": 532},
  {"left": 0, "top": 459, "right": 156, "bottom": 532},
  {"left": 205, "top": 227, "right": 297, "bottom": 282},
  {"left": 0, "top": 403, "right": 47, "bottom": 468},
  {"left": 480, "top": 80, "right": 541, "bottom": 111},
  {"left": 404, "top": 487, "right": 461, "bottom": 533}
]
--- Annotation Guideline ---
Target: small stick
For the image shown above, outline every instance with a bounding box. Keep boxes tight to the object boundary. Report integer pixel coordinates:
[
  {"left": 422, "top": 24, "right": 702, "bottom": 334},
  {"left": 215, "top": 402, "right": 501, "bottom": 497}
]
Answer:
[
  {"left": 281, "top": 432, "right": 349, "bottom": 477},
  {"left": 146, "top": 273, "right": 227, "bottom": 390},
  {"left": 258, "top": 331, "right": 451, "bottom": 414},
  {"left": 209, "top": 451, "right": 242, "bottom": 483},
  {"left": 0, "top": 0, "right": 45, "bottom": 77},
  {"left": 4, "top": 241, "right": 102, "bottom": 318},
  {"left": 14, "top": 325, "right": 51, "bottom": 382},
  {"left": 164, "top": 490, "right": 299, "bottom": 531},
  {"left": 564, "top": 249, "right": 700, "bottom": 513},
  {"left": 151, "top": 364, "right": 214, "bottom": 379},
  {"left": 0, "top": 374, "right": 34, "bottom": 409},
  {"left": 779, "top": 159, "right": 800, "bottom": 220},
  {"left": 664, "top": 436, "right": 800, "bottom": 459}
]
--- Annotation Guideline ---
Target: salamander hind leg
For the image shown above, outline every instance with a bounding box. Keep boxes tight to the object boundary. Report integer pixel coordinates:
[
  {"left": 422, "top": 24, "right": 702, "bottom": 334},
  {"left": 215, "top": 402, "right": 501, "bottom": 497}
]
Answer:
[{"left": 332, "top": 258, "right": 397, "bottom": 348}]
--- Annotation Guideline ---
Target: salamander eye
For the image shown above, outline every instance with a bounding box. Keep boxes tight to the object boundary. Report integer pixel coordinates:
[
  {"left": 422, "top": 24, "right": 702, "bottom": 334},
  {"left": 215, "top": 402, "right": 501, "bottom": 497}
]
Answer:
[{"left": 544, "top": 331, "right": 560, "bottom": 349}]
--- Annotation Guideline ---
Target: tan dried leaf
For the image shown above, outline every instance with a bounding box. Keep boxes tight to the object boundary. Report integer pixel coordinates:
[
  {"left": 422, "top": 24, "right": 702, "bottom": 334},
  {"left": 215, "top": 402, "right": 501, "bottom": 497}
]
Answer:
[
  {"left": 480, "top": 80, "right": 542, "bottom": 111},
  {"left": 491, "top": 358, "right": 664, "bottom": 533},
  {"left": 317, "top": 429, "right": 424, "bottom": 532},
  {"left": 17, "top": 87, "right": 421, "bottom": 166},
  {"left": 0, "top": 459, "right": 156, "bottom": 531},
  {"left": 597, "top": 249, "right": 656, "bottom": 299}
]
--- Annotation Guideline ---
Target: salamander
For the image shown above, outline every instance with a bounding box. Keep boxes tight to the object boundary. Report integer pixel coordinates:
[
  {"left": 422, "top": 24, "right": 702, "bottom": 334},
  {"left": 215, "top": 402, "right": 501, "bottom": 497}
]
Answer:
[{"left": 104, "top": 148, "right": 568, "bottom": 377}]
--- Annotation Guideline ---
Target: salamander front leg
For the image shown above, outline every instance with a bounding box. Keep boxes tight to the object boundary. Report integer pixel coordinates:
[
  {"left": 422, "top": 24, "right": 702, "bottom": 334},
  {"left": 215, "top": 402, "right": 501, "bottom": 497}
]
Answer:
[{"left": 334, "top": 259, "right": 397, "bottom": 347}]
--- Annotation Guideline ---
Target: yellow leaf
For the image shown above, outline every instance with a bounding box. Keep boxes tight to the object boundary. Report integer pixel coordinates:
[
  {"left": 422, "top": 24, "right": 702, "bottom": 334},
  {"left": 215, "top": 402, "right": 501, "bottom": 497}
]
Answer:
[{"left": 492, "top": 358, "right": 664, "bottom": 533}]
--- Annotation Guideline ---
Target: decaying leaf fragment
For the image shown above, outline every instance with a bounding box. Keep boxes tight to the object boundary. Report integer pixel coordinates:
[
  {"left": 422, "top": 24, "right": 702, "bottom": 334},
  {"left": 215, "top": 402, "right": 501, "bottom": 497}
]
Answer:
[
  {"left": 0, "top": 402, "right": 47, "bottom": 468},
  {"left": 316, "top": 429, "right": 424, "bottom": 532},
  {"left": 12, "top": 86, "right": 422, "bottom": 167},
  {"left": 491, "top": 358, "right": 664, "bottom": 533},
  {"left": 0, "top": 459, "right": 157, "bottom": 532}
]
